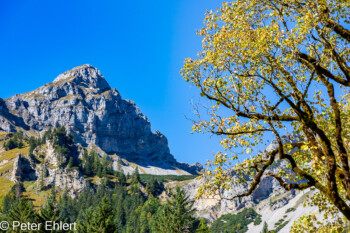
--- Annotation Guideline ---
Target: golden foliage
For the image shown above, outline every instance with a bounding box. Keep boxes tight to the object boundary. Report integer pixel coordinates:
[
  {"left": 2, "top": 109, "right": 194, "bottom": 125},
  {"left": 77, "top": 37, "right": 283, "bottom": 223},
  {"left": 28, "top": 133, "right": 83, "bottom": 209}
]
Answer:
[{"left": 181, "top": 0, "right": 350, "bottom": 229}]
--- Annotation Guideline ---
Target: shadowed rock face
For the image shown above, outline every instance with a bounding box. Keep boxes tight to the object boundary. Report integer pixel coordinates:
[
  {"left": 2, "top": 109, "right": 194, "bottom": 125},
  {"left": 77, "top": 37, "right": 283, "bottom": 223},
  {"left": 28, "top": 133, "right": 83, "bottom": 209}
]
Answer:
[
  {"left": 180, "top": 135, "right": 303, "bottom": 222},
  {"left": 1, "top": 65, "right": 201, "bottom": 172},
  {"left": 0, "top": 98, "right": 29, "bottom": 132}
]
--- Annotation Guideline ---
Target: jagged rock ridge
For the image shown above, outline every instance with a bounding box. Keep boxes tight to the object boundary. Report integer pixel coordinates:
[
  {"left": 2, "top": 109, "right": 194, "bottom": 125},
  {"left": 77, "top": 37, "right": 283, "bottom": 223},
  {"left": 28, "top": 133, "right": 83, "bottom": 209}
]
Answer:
[
  {"left": 0, "top": 64, "right": 201, "bottom": 174},
  {"left": 181, "top": 135, "right": 302, "bottom": 221},
  {"left": 176, "top": 135, "right": 325, "bottom": 233}
]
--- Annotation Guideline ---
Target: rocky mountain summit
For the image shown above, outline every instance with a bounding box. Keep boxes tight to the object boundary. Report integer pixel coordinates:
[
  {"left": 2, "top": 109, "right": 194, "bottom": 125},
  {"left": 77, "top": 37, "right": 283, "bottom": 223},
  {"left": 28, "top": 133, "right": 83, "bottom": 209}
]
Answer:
[
  {"left": 0, "top": 64, "right": 201, "bottom": 175},
  {"left": 0, "top": 66, "right": 327, "bottom": 232}
]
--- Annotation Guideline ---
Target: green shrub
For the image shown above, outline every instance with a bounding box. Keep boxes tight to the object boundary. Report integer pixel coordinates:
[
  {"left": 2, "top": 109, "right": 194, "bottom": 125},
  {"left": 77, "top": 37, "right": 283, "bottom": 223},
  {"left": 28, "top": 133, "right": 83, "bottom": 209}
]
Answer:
[
  {"left": 274, "top": 221, "right": 289, "bottom": 232},
  {"left": 254, "top": 214, "right": 262, "bottom": 225},
  {"left": 210, "top": 208, "right": 261, "bottom": 233},
  {"left": 285, "top": 207, "right": 296, "bottom": 213},
  {"left": 139, "top": 174, "right": 197, "bottom": 183}
]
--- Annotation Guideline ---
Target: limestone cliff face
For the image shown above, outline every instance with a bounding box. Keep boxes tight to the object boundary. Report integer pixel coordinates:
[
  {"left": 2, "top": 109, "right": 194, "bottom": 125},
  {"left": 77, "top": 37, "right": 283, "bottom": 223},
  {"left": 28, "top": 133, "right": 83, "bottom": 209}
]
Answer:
[
  {"left": 179, "top": 135, "right": 302, "bottom": 222},
  {"left": 11, "top": 154, "right": 36, "bottom": 182},
  {"left": 1, "top": 64, "right": 201, "bottom": 174},
  {"left": 0, "top": 98, "right": 29, "bottom": 132},
  {"left": 181, "top": 161, "right": 296, "bottom": 222}
]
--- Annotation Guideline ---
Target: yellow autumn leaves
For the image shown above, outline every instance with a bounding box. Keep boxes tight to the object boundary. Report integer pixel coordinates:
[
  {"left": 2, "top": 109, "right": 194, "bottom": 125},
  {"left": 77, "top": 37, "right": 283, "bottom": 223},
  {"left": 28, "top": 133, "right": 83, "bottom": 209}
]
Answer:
[{"left": 182, "top": 0, "right": 350, "bottom": 231}]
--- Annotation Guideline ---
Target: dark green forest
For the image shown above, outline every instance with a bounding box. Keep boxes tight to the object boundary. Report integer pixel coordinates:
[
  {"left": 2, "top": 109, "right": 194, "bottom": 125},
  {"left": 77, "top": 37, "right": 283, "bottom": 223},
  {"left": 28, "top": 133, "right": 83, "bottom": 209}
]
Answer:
[
  {"left": 0, "top": 127, "right": 210, "bottom": 233},
  {"left": 0, "top": 176, "right": 210, "bottom": 233}
]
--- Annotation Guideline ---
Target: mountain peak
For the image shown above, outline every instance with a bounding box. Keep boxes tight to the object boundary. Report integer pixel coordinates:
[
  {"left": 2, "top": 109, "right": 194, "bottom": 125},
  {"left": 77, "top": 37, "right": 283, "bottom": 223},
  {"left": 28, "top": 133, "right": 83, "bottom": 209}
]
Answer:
[
  {"left": 0, "top": 65, "right": 201, "bottom": 175},
  {"left": 53, "top": 64, "right": 111, "bottom": 91}
]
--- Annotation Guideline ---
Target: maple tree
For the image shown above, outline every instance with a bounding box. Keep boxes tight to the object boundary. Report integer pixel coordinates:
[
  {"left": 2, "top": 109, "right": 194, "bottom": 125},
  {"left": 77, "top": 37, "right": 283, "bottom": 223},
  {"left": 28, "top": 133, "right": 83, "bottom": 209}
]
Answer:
[{"left": 181, "top": 0, "right": 350, "bottom": 230}]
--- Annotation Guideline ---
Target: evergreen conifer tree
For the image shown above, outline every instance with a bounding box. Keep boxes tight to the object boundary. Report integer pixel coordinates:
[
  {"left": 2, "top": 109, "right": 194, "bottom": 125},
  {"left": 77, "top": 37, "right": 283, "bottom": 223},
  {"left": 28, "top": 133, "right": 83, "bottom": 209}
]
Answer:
[
  {"left": 132, "top": 167, "right": 141, "bottom": 183},
  {"left": 146, "top": 177, "right": 158, "bottom": 195},
  {"left": 5, "top": 138, "right": 17, "bottom": 150},
  {"left": 2, "top": 194, "right": 15, "bottom": 214},
  {"left": 15, "top": 181, "right": 24, "bottom": 199},
  {"left": 262, "top": 221, "right": 268, "bottom": 233},
  {"left": 2, "top": 182, "right": 24, "bottom": 214},
  {"left": 115, "top": 194, "right": 125, "bottom": 230},
  {"left": 17, "top": 140, "right": 24, "bottom": 149},
  {"left": 195, "top": 219, "right": 210, "bottom": 233},
  {"left": 77, "top": 207, "right": 94, "bottom": 233},
  {"left": 91, "top": 151, "right": 102, "bottom": 177},
  {"left": 7, "top": 197, "right": 38, "bottom": 233},
  {"left": 40, "top": 188, "right": 60, "bottom": 226},
  {"left": 152, "top": 186, "right": 196, "bottom": 233},
  {"left": 57, "top": 191, "right": 70, "bottom": 223},
  {"left": 77, "top": 196, "right": 116, "bottom": 233},
  {"left": 67, "top": 157, "right": 74, "bottom": 169},
  {"left": 116, "top": 171, "right": 126, "bottom": 186},
  {"left": 139, "top": 194, "right": 160, "bottom": 233},
  {"left": 38, "top": 164, "right": 47, "bottom": 191},
  {"left": 82, "top": 149, "right": 93, "bottom": 176}
]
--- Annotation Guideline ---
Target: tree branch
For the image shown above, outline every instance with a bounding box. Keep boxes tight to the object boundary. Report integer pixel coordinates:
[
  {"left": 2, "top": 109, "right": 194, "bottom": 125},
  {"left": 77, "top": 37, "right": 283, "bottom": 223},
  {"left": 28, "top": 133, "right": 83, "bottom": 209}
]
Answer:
[
  {"left": 223, "top": 148, "right": 279, "bottom": 200},
  {"left": 198, "top": 84, "right": 298, "bottom": 122},
  {"left": 210, "top": 129, "right": 272, "bottom": 137},
  {"left": 317, "top": 27, "right": 350, "bottom": 81},
  {"left": 297, "top": 52, "right": 350, "bottom": 86},
  {"left": 324, "top": 19, "right": 350, "bottom": 43},
  {"left": 265, "top": 173, "right": 313, "bottom": 190}
]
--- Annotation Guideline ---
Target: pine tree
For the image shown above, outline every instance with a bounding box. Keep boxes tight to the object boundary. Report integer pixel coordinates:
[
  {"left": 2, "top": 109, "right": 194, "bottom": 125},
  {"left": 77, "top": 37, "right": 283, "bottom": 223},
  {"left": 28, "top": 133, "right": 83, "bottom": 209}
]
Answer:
[
  {"left": 146, "top": 177, "right": 160, "bottom": 195},
  {"left": 101, "top": 156, "right": 108, "bottom": 177},
  {"left": 116, "top": 171, "right": 126, "bottom": 186},
  {"left": 57, "top": 191, "right": 70, "bottom": 223},
  {"left": 115, "top": 194, "right": 125, "bottom": 230},
  {"left": 5, "top": 138, "right": 17, "bottom": 150},
  {"left": 94, "top": 197, "right": 116, "bottom": 233},
  {"left": 126, "top": 209, "right": 140, "bottom": 233},
  {"left": 28, "top": 136, "right": 39, "bottom": 154},
  {"left": 2, "top": 183, "right": 24, "bottom": 214},
  {"left": 77, "top": 207, "right": 94, "bottom": 233},
  {"left": 133, "top": 167, "right": 141, "bottom": 182},
  {"left": 139, "top": 194, "right": 160, "bottom": 233},
  {"left": 78, "top": 196, "right": 116, "bottom": 233},
  {"left": 17, "top": 140, "right": 24, "bottom": 149},
  {"left": 107, "top": 157, "right": 113, "bottom": 174},
  {"left": 82, "top": 150, "right": 92, "bottom": 176},
  {"left": 139, "top": 210, "right": 149, "bottom": 233},
  {"left": 128, "top": 167, "right": 143, "bottom": 194},
  {"left": 152, "top": 205, "right": 172, "bottom": 233},
  {"left": 91, "top": 151, "right": 102, "bottom": 177},
  {"left": 2, "top": 194, "right": 15, "bottom": 214},
  {"left": 40, "top": 189, "right": 60, "bottom": 226},
  {"left": 38, "top": 164, "right": 47, "bottom": 191},
  {"left": 152, "top": 186, "right": 196, "bottom": 233},
  {"left": 67, "top": 157, "right": 74, "bottom": 169},
  {"left": 195, "top": 219, "right": 210, "bottom": 233},
  {"left": 7, "top": 198, "right": 38, "bottom": 233},
  {"left": 117, "top": 162, "right": 122, "bottom": 172},
  {"left": 261, "top": 221, "right": 268, "bottom": 233},
  {"left": 15, "top": 181, "right": 24, "bottom": 199}
]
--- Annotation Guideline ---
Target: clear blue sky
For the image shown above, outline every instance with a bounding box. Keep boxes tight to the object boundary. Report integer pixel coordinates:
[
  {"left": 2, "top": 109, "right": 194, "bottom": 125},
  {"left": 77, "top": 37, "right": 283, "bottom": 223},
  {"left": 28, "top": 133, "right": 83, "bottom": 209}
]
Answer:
[{"left": 0, "top": 0, "right": 227, "bottom": 165}]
